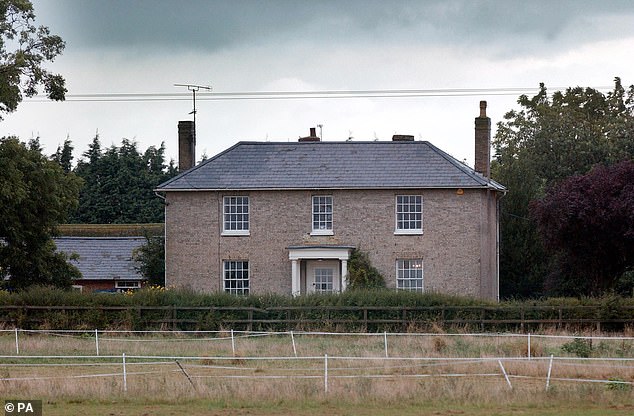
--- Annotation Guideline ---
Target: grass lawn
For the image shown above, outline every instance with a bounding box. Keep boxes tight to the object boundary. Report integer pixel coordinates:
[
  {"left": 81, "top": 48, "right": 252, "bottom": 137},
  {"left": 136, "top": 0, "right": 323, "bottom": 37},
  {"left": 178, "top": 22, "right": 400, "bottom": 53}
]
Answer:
[{"left": 41, "top": 399, "right": 634, "bottom": 416}]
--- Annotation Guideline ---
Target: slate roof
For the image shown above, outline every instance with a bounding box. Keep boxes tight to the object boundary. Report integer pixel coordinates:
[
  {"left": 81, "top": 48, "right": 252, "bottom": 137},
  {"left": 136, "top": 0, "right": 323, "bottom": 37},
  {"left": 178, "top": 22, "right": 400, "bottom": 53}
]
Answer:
[
  {"left": 54, "top": 237, "right": 145, "bottom": 281},
  {"left": 156, "top": 141, "right": 506, "bottom": 191}
]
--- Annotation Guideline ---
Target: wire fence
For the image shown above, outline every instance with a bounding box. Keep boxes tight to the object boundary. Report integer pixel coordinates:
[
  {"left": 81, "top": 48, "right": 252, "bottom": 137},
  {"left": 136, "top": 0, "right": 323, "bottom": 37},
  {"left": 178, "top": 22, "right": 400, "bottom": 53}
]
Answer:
[
  {"left": 3, "top": 328, "right": 634, "bottom": 358},
  {"left": 2, "top": 329, "right": 633, "bottom": 396},
  {"left": 1, "top": 352, "right": 633, "bottom": 394}
]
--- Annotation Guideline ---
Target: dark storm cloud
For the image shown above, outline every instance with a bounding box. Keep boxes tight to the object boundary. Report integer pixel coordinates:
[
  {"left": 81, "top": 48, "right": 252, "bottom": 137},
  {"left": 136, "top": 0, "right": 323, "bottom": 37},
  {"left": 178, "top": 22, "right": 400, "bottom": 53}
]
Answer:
[{"left": 36, "top": 0, "right": 634, "bottom": 54}]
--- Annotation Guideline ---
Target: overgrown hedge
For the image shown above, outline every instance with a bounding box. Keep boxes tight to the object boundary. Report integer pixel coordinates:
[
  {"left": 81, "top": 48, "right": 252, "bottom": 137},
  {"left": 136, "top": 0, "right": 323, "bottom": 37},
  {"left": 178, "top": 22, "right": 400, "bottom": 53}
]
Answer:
[{"left": 1, "top": 287, "right": 633, "bottom": 332}]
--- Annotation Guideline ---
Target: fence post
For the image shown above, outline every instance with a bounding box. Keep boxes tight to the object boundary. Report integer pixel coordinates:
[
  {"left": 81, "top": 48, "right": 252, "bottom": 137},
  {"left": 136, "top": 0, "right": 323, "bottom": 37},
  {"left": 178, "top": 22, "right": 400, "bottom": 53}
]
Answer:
[
  {"left": 14, "top": 328, "right": 19, "bottom": 355},
  {"left": 498, "top": 359, "right": 512, "bottom": 390},
  {"left": 290, "top": 331, "right": 297, "bottom": 357},
  {"left": 324, "top": 354, "right": 328, "bottom": 394},
  {"left": 481, "top": 308, "right": 487, "bottom": 331},
  {"left": 363, "top": 308, "right": 368, "bottom": 332},
  {"left": 231, "top": 329, "right": 236, "bottom": 356},
  {"left": 527, "top": 333, "right": 531, "bottom": 360},
  {"left": 122, "top": 353, "right": 127, "bottom": 392},
  {"left": 384, "top": 331, "right": 389, "bottom": 358},
  {"left": 546, "top": 354, "right": 554, "bottom": 390},
  {"left": 95, "top": 329, "right": 100, "bottom": 356}
]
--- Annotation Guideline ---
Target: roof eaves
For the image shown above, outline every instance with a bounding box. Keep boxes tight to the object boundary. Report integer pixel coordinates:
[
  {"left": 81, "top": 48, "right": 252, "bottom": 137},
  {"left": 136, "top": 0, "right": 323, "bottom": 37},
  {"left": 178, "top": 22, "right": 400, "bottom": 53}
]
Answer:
[{"left": 156, "top": 184, "right": 498, "bottom": 192}]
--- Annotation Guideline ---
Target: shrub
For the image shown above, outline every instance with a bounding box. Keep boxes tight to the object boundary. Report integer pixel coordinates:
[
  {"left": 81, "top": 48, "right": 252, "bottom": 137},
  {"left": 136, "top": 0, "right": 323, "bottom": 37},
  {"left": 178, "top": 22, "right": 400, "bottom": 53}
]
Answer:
[
  {"left": 346, "top": 249, "right": 385, "bottom": 290},
  {"left": 561, "top": 338, "right": 593, "bottom": 358}
]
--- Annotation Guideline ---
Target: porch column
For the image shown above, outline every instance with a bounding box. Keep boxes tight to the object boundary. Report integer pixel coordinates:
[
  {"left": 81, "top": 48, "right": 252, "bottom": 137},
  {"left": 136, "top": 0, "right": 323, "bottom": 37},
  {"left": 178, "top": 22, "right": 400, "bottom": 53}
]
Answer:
[
  {"left": 340, "top": 259, "right": 348, "bottom": 292},
  {"left": 291, "top": 259, "right": 300, "bottom": 296}
]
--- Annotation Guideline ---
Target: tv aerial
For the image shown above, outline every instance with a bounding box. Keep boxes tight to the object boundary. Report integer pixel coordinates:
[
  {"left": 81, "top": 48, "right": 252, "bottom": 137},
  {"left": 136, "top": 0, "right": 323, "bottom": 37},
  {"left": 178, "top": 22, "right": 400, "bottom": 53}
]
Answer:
[{"left": 174, "top": 83, "right": 212, "bottom": 125}]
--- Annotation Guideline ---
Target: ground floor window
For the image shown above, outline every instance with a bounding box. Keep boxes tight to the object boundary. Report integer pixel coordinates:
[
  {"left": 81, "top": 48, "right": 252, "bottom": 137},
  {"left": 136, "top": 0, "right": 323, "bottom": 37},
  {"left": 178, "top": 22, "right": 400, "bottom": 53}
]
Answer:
[
  {"left": 115, "top": 280, "right": 141, "bottom": 290},
  {"left": 314, "top": 268, "right": 334, "bottom": 293},
  {"left": 224, "top": 260, "right": 250, "bottom": 295},
  {"left": 396, "top": 259, "right": 423, "bottom": 292}
]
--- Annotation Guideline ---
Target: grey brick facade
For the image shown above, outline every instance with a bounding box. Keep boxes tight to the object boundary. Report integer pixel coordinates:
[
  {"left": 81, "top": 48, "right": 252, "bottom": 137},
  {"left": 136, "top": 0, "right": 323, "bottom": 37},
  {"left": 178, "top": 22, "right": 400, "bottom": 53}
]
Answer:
[{"left": 164, "top": 187, "right": 502, "bottom": 300}]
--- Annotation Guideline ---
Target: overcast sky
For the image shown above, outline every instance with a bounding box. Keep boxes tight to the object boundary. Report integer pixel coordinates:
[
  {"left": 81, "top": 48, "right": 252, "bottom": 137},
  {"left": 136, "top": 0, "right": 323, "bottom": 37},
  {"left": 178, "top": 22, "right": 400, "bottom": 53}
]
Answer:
[{"left": 1, "top": 0, "right": 633, "bottom": 167}]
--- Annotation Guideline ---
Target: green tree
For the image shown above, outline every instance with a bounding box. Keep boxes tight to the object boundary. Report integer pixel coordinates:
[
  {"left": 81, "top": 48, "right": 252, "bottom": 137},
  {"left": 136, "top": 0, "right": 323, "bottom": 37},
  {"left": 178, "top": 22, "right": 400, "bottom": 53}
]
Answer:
[
  {"left": 0, "top": 0, "right": 66, "bottom": 119},
  {"left": 492, "top": 78, "right": 634, "bottom": 298},
  {"left": 71, "top": 136, "right": 177, "bottom": 224},
  {"left": 0, "top": 137, "right": 82, "bottom": 288},
  {"left": 133, "top": 235, "right": 165, "bottom": 287},
  {"left": 51, "top": 136, "right": 73, "bottom": 173},
  {"left": 346, "top": 249, "right": 385, "bottom": 290}
]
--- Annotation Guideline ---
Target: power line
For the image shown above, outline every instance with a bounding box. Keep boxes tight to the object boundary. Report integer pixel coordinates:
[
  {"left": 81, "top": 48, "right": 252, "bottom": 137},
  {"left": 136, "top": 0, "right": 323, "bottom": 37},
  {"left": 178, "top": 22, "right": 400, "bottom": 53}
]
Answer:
[{"left": 24, "top": 86, "right": 615, "bottom": 103}]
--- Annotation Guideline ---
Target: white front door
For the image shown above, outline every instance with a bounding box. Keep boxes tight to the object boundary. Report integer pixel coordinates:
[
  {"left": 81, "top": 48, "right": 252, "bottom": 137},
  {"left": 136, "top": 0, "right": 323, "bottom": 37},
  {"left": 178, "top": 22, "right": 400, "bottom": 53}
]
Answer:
[{"left": 306, "top": 260, "right": 340, "bottom": 294}]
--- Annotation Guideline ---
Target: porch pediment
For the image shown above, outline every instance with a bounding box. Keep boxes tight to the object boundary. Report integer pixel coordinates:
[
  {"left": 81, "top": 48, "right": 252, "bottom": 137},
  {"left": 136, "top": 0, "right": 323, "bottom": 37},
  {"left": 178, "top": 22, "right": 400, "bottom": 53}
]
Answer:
[{"left": 287, "top": 245, "right": 355, "bottom": 261}]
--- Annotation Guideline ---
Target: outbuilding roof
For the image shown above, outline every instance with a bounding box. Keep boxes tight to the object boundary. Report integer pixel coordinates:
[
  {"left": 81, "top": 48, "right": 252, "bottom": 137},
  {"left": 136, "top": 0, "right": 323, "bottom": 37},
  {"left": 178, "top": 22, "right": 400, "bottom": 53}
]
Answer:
[
  {"left": 54, "top": 237, "right": 145, "bottom": 281},
  {"left": 156, "top": 141, "right": 505, "bottom": 192}
]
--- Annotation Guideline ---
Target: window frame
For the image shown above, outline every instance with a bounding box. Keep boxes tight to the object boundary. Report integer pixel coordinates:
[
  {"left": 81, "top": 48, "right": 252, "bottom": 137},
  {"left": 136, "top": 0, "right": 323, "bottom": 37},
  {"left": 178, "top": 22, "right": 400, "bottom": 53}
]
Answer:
[
  {"left": 223, "top": 260, "right": 250, "bottom": 295},
  {"left": 115, "top": 280, "right": 141, "bottom": 290},
  {"left": 394, "top": 194, "right": 423, "bottom": 235},
  {"left": 222, "top": 196, "right": 250, "bottom": 236},
  {"left": 396, "top": 259, "right": 424, "bottom": 292},
  {"left": 314, "top": 268, "right": 334, "bottom": 293},
  {"left": 311, "top": 195, "right": 334, "bottom": 236}
]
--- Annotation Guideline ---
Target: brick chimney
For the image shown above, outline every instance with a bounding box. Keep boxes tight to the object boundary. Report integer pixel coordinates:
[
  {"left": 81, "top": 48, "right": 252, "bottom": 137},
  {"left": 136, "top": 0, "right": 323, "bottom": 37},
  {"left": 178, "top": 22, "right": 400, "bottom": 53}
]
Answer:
[
  {"left": 178, "top": 120, "right": 196, "bottom": 171},
  {"left": 474, "top": 101, "right": 491, "bottom": 178},
  {"left": 392, "top": 134, "right": 414, "bottom": 141},
  {"left": 298, "top": 127, "right": 320, "bottom": 142}
]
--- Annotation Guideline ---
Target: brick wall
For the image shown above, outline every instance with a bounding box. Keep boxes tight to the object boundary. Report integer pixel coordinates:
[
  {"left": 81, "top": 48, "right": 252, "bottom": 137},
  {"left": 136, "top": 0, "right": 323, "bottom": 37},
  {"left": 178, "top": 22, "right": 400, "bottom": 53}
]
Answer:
[{"left": 165, "top": 188, "right": 499, "bottom": 299}]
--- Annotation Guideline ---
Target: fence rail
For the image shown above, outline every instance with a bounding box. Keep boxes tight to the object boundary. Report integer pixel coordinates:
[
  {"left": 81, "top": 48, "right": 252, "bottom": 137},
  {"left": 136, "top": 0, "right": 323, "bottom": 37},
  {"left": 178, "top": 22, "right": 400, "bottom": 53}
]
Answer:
[{"left": 1, "top": 304, "right": 633, "bottom": 332}]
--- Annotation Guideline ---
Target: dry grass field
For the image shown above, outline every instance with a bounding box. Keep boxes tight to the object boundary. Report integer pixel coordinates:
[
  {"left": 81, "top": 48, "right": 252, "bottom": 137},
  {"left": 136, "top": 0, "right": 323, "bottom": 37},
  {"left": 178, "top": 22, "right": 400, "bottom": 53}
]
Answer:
[{"left": 1, "top": 330, "right": 633, "bottom": 415}]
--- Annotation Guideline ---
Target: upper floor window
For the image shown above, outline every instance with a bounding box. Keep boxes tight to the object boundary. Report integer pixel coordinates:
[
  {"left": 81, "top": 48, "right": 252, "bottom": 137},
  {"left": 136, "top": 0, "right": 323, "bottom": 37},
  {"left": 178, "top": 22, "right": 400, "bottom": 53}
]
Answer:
[
  {"left": 312, "top": 195, "right": 333, "bottom": 235},
  {"left": 395, "top": 195, "right": 422, "bottom": 234},
  {"left": 396, "top": 259, "right": 423, "bottom": 292},
  {"left": 224, "top": 260, "right": 250, "bottom": 295},
  {"left": 223, "top": 196, "right": 249, "bottom": 235}
]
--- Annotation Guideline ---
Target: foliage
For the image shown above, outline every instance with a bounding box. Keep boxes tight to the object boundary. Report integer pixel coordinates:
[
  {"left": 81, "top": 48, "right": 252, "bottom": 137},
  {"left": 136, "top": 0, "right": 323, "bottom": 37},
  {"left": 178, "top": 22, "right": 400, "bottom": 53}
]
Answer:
[
  {"left": 7, "top": 287, "right": 634, "bottom": 332},
  {"left": 133, "top": 235, "right": 165, "bottom": 286},
  {"left": 50, "top": 137, "right": 73, "bottom": 173},
  {"left": 69, "top": 135, "right": 177, "bottom": 223},
  {"left": 0, "top": 0, "right": 66, "bottom": 119},
  {"left": 561, "top": 338, "right": 592, "bottom": 358},
  {"left": 530, "top": 161, "right": 634, "bottom": 296},
  {"left": 492, "top": 78, "right": 634, "bottom": 298},
  {"left": 0, "top": 137, "right": 82, "bottom": 288},
  {"left": 346, "top": 249, "right": 386, "bottom": 290}
]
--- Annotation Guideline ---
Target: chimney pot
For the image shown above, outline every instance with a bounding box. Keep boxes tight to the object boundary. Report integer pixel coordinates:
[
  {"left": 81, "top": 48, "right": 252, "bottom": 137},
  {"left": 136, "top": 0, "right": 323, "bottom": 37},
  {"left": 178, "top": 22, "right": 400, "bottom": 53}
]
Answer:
[
  {"left": 298, "top": 127, "right": 321, "bottom": 142},
  {"left": 392, "top": 134, "right": 415, "bottom": 141},
  {"left": 480, "top": 100, "right": 487, "bottom": 117}
]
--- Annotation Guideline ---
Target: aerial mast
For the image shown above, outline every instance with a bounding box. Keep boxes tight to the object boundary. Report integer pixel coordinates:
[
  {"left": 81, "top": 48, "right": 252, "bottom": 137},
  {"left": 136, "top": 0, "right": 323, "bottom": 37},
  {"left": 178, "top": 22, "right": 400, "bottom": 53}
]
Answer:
[
  {"left": 174, "top": 83, "right": 212, "bottom": 128},
  {"left": 174, "top": 83, "right": 211, "bottom": 171}
]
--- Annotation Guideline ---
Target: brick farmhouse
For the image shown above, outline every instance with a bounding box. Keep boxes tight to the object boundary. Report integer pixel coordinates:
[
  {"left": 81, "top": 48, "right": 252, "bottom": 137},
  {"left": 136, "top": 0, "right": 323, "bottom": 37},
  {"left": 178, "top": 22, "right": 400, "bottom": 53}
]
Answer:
[{"left": 156, "top": 102, "right": 506, "bottom": 300}]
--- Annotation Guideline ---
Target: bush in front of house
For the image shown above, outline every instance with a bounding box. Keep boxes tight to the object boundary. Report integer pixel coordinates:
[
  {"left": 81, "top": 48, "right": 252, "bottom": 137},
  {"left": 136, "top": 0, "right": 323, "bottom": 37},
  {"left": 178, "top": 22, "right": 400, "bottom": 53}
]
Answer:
[{"left": 2, "top": 286, "right": 634, "bottom": 332}]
